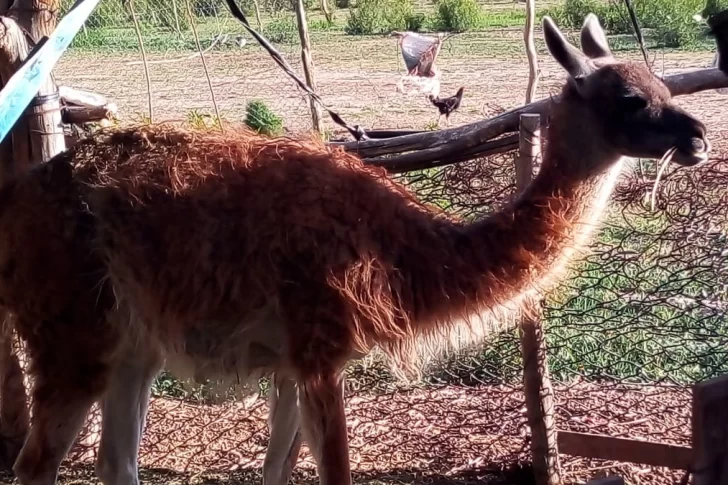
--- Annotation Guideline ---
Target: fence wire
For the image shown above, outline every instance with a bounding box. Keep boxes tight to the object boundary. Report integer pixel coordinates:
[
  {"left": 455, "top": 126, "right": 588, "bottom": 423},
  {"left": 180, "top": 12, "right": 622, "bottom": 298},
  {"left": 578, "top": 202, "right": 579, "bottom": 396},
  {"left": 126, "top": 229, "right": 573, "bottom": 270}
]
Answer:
[{"left": 3, "top": 1, "right": 726, "bottom": 484}]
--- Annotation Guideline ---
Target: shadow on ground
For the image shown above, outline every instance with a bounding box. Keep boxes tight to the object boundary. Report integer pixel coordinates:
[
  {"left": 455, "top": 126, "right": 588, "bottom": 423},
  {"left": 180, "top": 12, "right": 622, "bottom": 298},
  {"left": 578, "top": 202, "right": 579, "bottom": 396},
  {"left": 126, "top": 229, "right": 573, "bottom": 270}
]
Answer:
[{"left": 0, "top": 462, "right": 535, "bottom": 485}]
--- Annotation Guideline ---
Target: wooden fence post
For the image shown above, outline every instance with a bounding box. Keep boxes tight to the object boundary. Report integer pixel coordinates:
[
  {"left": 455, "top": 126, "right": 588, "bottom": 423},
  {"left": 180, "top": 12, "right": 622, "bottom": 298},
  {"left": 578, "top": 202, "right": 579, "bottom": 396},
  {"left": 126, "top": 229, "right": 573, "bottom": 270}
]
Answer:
[
  {"left": 8, "top": 0, "right": 66, "bottom": 165},
  {"left": 294, "top": 0, "right": 323, "bottom": 134},
  {"left": 517, "top": 113, "right": 560, "bottom": 485},
  {"left": 523, "top": 0, "right": 539, "bottom": 104},
  {"left": 0, "top": 0, "right": 65, "bottom": 470},
  {"left": 692, "top": 374, "right": 728, "bottom": 485}
]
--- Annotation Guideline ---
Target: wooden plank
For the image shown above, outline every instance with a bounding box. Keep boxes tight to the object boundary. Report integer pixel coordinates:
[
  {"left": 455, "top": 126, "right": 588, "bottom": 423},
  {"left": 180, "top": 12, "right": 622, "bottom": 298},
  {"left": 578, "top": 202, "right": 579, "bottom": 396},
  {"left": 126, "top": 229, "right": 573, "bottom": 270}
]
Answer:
[
  {"left": 692, "top": 373, "right": 728, "bottom": 485},
  {"left": 558, "top": 431, "right": 693, "bottom": 470}
]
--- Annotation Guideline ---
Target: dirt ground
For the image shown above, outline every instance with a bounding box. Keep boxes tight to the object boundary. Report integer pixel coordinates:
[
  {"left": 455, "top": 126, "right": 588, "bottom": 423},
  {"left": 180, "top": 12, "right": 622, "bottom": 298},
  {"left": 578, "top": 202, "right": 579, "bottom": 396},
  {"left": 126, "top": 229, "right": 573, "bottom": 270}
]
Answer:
[
  {"left": 53, "top": 30, "right": 728, "bottom": 138},
  {"left": 0, "top": 383, "right": 689, "bottom": 485}
]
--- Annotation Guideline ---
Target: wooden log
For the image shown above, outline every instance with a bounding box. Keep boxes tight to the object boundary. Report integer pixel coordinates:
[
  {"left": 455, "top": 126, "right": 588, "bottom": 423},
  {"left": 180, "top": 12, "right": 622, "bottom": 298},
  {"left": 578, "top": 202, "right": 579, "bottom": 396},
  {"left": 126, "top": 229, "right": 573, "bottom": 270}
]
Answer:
[
  {"left": 61, "top": 104, "right": 117, "bottom": 124},
  {"left": 331, "top": 67, "right": 728, "bottom": 162},
  {"left": 558, "top": 431, "right": 693, "bottom": 470},
  {"left": 294, "top": 0, "right": 322, "bottom": 134},
  {"left": 59, "top": 85, "right": 110, "bottom": 107},
  {"left": 365, "top": 133, "right": 518, "bottom": 173},
  {"left": 692, "top": 374, "right": 728, "bottom": 485}
]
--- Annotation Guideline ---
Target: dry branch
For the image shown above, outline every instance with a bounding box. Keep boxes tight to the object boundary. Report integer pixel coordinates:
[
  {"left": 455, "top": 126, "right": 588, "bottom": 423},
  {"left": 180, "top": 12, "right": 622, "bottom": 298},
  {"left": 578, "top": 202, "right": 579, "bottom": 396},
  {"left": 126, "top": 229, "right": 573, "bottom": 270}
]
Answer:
[
  {"left": 334, "top": 67, "right": 728, "bottom": 170},
  {"left": 61, "top": 105, "right": 117, "bottom": 124}
]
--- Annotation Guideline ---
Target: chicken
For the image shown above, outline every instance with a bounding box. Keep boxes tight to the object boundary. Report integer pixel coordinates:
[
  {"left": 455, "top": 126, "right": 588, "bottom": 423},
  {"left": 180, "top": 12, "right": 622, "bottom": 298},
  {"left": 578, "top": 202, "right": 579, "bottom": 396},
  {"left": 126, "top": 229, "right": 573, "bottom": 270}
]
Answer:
[{"left": 429, "top": 87, "right": 464, "bottom": 127}]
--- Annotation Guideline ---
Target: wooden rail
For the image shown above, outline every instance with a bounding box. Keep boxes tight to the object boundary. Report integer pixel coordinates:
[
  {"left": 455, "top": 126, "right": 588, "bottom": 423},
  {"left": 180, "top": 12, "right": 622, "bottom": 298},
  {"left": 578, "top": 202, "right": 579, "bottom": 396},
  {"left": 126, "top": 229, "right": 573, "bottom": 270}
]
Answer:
[{"left": 558, "top": 431, "right": 693, "bottom": 470}]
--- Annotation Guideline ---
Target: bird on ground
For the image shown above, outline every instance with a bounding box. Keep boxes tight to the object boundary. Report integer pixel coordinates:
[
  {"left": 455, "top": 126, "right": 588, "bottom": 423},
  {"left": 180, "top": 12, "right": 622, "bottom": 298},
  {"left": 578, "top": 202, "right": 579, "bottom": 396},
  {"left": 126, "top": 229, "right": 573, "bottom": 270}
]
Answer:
[{"left": 428, "top": 86, "right": 465, "bottom": 127}]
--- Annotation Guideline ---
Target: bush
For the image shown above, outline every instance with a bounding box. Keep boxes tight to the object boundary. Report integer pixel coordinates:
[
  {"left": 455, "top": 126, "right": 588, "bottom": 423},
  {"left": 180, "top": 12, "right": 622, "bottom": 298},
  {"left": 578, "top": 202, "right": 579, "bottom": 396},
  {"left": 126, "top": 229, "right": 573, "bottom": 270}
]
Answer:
[
  {"left": 263, "top": 16, "right": 299, "bottom": 44},
  {"left": 545, "top": 0, "right": 707, "bottom": 48},
  {"left": 542, "top": 0, "right": 608, "bottom": 30},
  {"left": 406, "top": 12, "right": 427, "bottom": 32},
  {"left": 193, "top": 0, "right": 222, "bottom": 17},
  {"left": 335, "top": 0, "right": 350, "bottom": 7},
  {"left": 435, "top": 0, "right": 483, "bottom": 32},
  {"left": 346, "top": 0, "right": 415, "bottom": 34},
  {"left": 245, "top": 100, "right": 284, "bottom": 136}
]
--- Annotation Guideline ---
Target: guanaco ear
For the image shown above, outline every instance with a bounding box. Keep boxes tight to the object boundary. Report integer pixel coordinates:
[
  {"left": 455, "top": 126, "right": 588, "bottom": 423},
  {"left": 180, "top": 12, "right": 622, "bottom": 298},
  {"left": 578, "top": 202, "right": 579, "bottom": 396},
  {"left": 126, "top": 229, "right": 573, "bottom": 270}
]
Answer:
[
  {"left": 543, "top": 16, "right": 595, "bottom": 81},
  {"left": 580, "top": 13, "right": 613, "bottom": 60}
]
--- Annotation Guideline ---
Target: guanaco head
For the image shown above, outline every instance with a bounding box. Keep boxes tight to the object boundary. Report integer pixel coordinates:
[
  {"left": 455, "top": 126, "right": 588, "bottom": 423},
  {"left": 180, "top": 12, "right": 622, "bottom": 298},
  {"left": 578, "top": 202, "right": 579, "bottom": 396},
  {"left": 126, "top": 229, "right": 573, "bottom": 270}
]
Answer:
[{"left": 544, "top": 13, "right": 710, "bottom": 168}]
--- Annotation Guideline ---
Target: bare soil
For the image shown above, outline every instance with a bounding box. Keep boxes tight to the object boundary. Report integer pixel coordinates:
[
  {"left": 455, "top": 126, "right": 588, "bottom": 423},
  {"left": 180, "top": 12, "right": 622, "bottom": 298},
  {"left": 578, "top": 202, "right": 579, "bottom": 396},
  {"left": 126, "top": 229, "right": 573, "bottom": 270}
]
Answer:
[{"left": 2, "top": 382, "right": 687, "bottom": 485}]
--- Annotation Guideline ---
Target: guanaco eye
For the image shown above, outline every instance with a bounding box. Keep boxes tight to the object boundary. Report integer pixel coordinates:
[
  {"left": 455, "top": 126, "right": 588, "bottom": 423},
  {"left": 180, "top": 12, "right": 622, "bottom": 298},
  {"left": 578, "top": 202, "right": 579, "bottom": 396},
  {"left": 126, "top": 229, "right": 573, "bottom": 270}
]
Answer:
[{"left": 619, "top": 95, "right": 648, "bottom": 111}]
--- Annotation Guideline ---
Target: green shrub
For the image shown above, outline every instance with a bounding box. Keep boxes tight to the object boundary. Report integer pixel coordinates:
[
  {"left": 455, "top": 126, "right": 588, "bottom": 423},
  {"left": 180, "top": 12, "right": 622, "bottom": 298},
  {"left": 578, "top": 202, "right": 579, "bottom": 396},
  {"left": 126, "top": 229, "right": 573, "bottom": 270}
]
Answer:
[
  {"left": 542, "top": 0, "right": 608, "bottom": 30},
  {"left": 263, "top": 15, "right": 299, "bottom": 44},
  {"left": 544, "top": 0, "right": 707, "bottom": 48},
  {"left": 406, "top": 12, "right": 427, "bottom": 31},
  {"left": 335, "top": 0, "right": 350, "bottom": 7},
  {"left": 245, "top": 100, "right": 284, "bottom": 136},
  {"left": 435, "top": 0, "right": 483, "bottom": 32},
  {"left": 310, "top": 17, "right": 338, "bottom": 31},
  {"left": 193, "top": 0, "right": 222, "bottom": 17},
  {"left": 346, "top": 0, "right": 415, "bottom": 34}
]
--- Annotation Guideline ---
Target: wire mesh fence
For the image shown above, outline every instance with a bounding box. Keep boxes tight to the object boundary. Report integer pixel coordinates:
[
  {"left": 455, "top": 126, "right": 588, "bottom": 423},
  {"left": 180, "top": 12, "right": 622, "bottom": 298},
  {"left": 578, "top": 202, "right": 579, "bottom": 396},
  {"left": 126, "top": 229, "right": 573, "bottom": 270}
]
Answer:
[
  {"left": 0, "top": 143, "right": 716, "bottom": 485},
  {"left": 2, "top": 1, "right": 727, "bottom": 484}
]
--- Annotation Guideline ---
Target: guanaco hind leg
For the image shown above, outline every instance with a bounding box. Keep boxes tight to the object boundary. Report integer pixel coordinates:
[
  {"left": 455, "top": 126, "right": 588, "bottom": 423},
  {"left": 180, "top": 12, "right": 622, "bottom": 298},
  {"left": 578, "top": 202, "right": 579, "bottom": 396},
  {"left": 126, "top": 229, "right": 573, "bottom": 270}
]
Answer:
[
  {"left": 298, "top": 373, "right": 351, "bottom": 485},
  {"left": 13, "top": 390, "right": 96, "bottom": 485},
  {"left": 263, "top": 374, "right": 302, "bottom": 485},
  {"left": 0, "top": 320, "right": 29, "bottom": 471}
]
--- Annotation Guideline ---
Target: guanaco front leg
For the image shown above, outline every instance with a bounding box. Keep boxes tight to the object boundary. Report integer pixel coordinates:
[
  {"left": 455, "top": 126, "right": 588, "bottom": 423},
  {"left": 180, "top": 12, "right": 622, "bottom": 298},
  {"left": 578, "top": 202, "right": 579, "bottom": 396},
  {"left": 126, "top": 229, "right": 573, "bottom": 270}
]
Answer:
[
  {"left": 298, "top": 373, "right": 350, "bottom": 485},
  {"left": 263, "top": 374, "right": 303, "bottom": 485},
  {"left": 95, "top": 346, "right": 162, "bottom": 485}
]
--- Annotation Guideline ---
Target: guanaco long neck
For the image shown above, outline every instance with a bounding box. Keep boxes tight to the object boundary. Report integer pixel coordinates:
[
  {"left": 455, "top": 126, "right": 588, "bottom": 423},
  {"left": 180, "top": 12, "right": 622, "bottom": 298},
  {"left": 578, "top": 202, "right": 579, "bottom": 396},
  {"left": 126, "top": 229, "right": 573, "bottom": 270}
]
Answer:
[{"left": 398, "top": 98, "right": 624, "bottom": 332}]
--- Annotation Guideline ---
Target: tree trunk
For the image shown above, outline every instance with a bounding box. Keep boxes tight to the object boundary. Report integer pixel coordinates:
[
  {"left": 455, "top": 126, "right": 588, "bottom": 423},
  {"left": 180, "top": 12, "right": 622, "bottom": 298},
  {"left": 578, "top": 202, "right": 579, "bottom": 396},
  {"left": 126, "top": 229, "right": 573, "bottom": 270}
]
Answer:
[
  {"left": 523, "top": 0, "right": 538, "bottom": 104},
  {"left": 7, "top": 0, "right": 66, "bottom": 165},
  {"left": 320, "top": 0, "right": 333, "bottom": 24},
  {"left": 252, "top": 0, "right": 262, "bottom": 30},
  {"left": 294, "top": 0, "right": 323, "bottom": 133}
]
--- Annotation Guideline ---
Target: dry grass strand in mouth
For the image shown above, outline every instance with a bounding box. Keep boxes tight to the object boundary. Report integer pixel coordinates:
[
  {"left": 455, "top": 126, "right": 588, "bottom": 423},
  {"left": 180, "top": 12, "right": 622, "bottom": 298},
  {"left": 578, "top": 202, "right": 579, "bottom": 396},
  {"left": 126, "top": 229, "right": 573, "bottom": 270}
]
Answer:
[{"left": 650, "top": 147, "right": 677, "bottom": 211}]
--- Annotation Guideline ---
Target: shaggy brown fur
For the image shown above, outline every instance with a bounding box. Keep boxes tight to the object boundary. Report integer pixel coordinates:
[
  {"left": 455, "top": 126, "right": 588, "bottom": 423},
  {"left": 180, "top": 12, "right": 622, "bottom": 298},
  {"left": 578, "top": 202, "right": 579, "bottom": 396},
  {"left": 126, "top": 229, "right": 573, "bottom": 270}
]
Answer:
[{"left": 0, "top": 13, "right": 713, "bottom": 485}]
